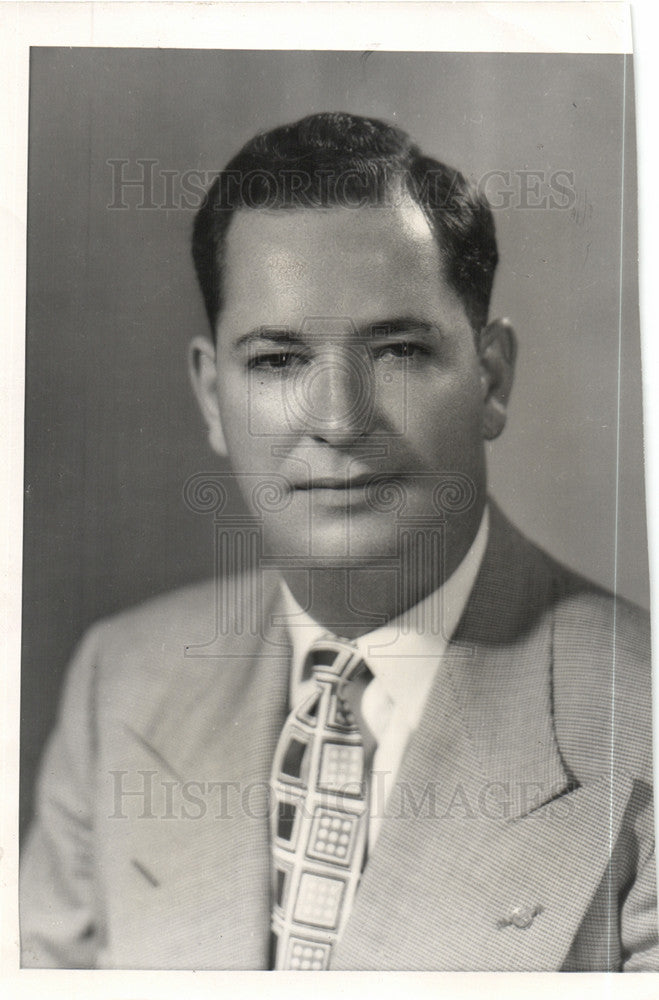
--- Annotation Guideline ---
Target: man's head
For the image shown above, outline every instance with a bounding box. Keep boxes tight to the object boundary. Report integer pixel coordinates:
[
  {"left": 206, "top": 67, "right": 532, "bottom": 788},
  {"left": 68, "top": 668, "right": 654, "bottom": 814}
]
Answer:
[
  {"left": 189, "top": 112, "right": 516, "bottom": 608},
  {"left": 192, "top": 111, "right": 498, "bottom": 336}
]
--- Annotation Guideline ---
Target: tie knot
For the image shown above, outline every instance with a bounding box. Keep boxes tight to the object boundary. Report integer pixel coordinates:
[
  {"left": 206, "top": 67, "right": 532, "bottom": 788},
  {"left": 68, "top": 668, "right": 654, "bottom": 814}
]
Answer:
[
  {"left": 303, "top": 635, "right": 368, "bottom": 687},
  {"left": 301, "top": 637, "right": 375, "bottom": 751}
]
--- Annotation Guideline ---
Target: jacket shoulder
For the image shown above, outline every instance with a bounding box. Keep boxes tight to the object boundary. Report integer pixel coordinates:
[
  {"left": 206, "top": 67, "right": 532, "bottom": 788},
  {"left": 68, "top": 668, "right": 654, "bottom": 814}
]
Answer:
[
  {"left": 81, "top": 572, "right": 276, "bottom": 709},
  {"left": 487, "top": 507, "right": 652, "bottom": 786},
  {"left": 550, "top": 571, "right": 652, "bottom": 786},
  {"left": 92, "top": 578, "right": 219, "bottom": 652},
  {"left": 91, "top": 570, "right": 274, "bottom": 652}
]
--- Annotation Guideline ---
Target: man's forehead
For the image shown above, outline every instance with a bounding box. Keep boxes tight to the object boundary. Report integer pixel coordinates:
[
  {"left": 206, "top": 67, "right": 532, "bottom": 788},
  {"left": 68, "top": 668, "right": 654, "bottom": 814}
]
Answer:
[
  {"left": 224, "top": 198, "right": 440, "bottom": 266},
  {"left": 218, "top": 199, "right": 448, "bottom": 324}
]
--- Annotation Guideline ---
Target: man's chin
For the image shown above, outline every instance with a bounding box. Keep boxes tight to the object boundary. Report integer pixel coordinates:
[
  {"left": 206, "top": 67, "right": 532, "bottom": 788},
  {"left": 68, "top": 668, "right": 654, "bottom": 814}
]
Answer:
[{"left": 259, "top": 516, "right": 402, "bottom": 567}]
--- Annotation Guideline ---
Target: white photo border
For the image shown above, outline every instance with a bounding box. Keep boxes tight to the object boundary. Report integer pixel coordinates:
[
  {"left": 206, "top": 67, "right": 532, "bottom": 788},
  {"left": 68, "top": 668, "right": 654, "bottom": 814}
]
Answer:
[{"left": 2, "top": 3, "right": 656, "bottom": 999}]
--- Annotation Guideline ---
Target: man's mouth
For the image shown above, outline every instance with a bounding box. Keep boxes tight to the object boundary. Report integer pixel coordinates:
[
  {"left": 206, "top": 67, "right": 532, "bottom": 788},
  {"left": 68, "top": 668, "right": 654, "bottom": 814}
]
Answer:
[{"left": 293, "top": 474, "right": 374, "bottom": 491}]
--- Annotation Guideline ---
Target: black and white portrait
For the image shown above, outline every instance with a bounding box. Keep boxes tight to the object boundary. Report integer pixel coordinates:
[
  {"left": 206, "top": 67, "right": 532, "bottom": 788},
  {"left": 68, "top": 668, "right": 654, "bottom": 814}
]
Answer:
[{"left": 13, "top": 5, "right": 655, "bottom": 982}]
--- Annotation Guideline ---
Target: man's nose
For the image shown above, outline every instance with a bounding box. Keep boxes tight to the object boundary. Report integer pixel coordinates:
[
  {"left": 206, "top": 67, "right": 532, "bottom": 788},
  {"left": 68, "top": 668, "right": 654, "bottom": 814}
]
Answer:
[{"left": 287, "top": 349, "right": 374, "bottom": 445}]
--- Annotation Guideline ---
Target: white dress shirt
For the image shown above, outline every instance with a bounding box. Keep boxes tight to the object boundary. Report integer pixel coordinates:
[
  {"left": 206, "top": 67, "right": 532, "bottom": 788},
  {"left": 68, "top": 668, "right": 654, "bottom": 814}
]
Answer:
[{"left": 282, "top": 506, "right": 489, "bottom": 846}]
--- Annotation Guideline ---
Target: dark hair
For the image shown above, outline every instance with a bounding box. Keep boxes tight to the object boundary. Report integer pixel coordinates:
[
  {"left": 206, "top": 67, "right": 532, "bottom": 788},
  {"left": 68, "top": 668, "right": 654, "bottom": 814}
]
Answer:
[{"left": 192, "top": 111, "right": 498, "bottom": 336}]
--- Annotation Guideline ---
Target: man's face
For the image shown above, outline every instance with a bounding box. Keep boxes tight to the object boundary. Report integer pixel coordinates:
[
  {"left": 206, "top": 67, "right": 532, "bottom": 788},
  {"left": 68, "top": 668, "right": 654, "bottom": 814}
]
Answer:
[{"left": 193, "top": 197, "right": 509, "bottom": 577}]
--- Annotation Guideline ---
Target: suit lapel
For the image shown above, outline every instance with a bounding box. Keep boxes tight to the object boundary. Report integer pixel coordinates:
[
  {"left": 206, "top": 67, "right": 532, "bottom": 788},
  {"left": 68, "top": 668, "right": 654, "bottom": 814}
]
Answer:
[
  {"left": 333, "top": 506, "right": 631, "bottom": 970},
  {"left": 105, "top": 574, "right": 292, "bottom": 969}
]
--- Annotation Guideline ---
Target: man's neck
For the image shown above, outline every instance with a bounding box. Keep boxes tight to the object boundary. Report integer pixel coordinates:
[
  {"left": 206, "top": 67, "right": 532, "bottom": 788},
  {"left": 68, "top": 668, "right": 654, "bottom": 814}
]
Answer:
[{"left": 280, "top": 502, "right": 488, "bottom": 639}]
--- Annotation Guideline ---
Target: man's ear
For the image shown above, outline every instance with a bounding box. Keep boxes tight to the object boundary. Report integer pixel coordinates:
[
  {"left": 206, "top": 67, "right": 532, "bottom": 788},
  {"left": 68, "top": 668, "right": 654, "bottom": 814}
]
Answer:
[
  {"left": 477, "top": 318, "right": 517, "bottom": 441},
  {"left": 188, "top": 336, "right": 228, "bottom": 457}
]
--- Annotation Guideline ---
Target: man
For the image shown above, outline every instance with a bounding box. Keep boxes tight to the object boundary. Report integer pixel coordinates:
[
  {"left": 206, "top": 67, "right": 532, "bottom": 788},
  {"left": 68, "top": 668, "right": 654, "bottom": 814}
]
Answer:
[{"left": 20, "top": 112, "right": 656, "bottom": 970}]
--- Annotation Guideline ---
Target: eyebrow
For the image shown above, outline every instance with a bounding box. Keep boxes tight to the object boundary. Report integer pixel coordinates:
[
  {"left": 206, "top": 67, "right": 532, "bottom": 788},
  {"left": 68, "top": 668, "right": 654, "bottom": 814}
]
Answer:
[
  {"left": 232, "top": 317, "right": 440, "bottom": 350},
  {"left": 362, "top": 317, "right": 440, "bottom": 338},
  {"left": 233, "top": 328, "right": 305, "bottom": 350}
]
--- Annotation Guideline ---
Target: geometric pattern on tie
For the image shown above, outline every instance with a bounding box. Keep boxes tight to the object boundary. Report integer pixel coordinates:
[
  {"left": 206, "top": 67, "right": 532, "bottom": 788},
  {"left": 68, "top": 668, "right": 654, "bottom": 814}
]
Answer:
[{"left": 270, "top": 636, "right": 370, "bottom": 970}]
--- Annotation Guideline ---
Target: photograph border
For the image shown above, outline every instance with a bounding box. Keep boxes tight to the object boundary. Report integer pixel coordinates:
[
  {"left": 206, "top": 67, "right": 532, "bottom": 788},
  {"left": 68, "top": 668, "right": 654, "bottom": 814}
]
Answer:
[{"left": 2, "top": 3, "right": 657, "bottom": 999}]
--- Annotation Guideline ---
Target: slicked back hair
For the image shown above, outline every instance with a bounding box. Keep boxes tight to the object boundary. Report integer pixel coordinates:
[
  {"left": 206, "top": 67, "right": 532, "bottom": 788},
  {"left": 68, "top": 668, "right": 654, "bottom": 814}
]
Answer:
[{"left": 192, "top": 111, "right": 498, "bottom": 338}]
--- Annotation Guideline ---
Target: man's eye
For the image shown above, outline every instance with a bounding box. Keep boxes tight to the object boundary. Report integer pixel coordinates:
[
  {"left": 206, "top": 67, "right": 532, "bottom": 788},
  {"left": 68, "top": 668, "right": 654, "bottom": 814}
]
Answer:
[
  {"left": 248, "top": 352, "right": 308, "bottom": 371},
  {"left": 376, "top": 342, "right": 426, "bottom": 361}
]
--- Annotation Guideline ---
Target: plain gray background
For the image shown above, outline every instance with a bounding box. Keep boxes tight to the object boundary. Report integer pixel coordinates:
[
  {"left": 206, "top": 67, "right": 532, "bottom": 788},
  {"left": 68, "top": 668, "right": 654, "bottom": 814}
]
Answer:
[{"left": 21, "top": 48, "right": 645, "bottom": 836}]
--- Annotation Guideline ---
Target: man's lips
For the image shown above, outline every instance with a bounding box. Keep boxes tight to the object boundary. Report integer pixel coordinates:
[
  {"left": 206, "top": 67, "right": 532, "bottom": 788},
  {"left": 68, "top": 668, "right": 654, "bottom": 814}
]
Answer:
[
  {"left": 292, "top": 475, "right": 374, "bottom": 491},
  {"left": 289, "top": 473, "right": 416, "bottom": 495}
]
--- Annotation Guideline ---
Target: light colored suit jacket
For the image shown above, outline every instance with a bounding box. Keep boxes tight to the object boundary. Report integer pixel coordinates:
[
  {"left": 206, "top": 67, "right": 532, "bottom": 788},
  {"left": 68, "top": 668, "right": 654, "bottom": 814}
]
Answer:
[{"left": 20, "top": 505, "right": 656, "bottom": 970}]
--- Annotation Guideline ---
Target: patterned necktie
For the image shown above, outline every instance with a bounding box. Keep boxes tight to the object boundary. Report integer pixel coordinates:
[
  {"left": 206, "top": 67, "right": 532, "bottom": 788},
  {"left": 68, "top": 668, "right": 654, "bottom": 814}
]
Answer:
[{"left": 270, "top": 635, "right": 372, "bottom": 970}]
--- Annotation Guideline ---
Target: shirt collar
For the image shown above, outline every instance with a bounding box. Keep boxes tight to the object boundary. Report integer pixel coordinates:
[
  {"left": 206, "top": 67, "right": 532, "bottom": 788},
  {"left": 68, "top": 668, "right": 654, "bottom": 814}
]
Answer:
[{"left": 283, "top": 505, "right": 490, "bottom": 728}]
